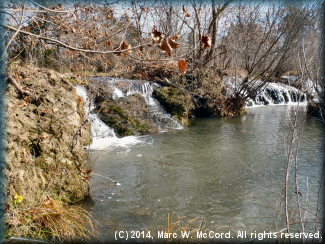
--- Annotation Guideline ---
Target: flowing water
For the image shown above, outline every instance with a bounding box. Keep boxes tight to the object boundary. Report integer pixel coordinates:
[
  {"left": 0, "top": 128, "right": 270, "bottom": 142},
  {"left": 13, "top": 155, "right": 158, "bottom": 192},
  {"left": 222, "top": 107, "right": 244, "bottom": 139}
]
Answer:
[
  {"left": 81, "top": 107, "right": 323, "bottom": 242},
  {"left": 76, "top": 80, "right": 324, "bottom": 242}
]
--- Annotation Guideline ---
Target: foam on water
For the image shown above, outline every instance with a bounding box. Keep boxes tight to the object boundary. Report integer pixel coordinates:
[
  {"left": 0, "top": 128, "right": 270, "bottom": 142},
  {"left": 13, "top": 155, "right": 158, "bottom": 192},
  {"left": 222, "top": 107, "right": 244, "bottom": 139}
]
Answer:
[{"left": 86, "top": 136, "right": 143, "bottom": 150}]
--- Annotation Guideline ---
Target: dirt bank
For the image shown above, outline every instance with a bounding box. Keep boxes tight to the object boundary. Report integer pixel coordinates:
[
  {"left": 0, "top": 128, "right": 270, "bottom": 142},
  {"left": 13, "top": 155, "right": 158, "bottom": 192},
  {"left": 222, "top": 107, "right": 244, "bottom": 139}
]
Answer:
[{"left": 5, "top": 68, "right": 91, "bottom": 237}]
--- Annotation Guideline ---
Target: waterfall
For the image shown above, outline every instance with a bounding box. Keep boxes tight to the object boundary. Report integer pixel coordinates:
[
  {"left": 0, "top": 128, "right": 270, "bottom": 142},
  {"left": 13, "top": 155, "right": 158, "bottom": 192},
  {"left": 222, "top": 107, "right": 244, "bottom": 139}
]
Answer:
[
  {"left": 75, "top": 86, "right": 143, "bottom": 150},
  {"left": 106, "top": 78, "right": 183, "bottom": 131},
  {"left": 246, "top": 83, "right": 307, "bottom": 107},
  {"left": 222, "top": 76, "right": 307, "bottom": 107},
  {"left": 112, "top": 87, "right": 124, "bottom": 99}
]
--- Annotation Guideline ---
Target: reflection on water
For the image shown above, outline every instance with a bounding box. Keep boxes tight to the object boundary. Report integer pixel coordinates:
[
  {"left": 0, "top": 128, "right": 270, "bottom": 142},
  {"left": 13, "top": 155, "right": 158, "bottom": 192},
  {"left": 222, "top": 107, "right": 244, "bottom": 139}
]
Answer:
[{"left": 82, "top": 105, "right": 324, "bottom": 241}]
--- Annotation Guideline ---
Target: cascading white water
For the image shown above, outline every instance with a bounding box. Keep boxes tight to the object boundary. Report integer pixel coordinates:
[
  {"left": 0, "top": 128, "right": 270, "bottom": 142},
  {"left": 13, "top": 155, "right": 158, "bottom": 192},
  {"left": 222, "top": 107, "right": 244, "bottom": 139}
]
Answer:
[
  {"left": 246, "top": 83, "right": 307, "bottom": 107},
  {"left": 126, "top": 82, "right": 156, "bottom": 105},
  {"left": 75, "top": 85, "right": 94, "bottom": 114},
  {"left": 75, "top": 85, "right": 143, "bottom": 150},
  {"left": 106, "top": 78, "right": 183, "bottom": 130},
  {"left": 222, "top": 76, "right": 307, "bottom": 107},
  {"left": 112, "top": 87, "right": 124, "bottom": 99},
  {"left": 88, "top": 113, "right": 116, "bottom": 139}
]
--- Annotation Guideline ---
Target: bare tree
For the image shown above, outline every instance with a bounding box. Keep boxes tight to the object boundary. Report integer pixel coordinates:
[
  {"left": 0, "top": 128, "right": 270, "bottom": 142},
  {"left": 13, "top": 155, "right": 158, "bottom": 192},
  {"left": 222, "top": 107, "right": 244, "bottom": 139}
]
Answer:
[{"left": 219, "top": 2, "right": 320, "bottom": 110}]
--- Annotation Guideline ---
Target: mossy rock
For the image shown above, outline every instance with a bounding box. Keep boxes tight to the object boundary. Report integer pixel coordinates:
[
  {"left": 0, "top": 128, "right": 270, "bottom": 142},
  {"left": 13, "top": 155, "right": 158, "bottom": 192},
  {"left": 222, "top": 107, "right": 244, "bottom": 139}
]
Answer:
[
  {"left": 96, "top": 101, "right": 151, "bottom": 137},
  {"left": 153, "top": 87, "right": 195, "bottom": 125},
  {"left": 69, "top": 78, "right": 79, "bottom": 84}
]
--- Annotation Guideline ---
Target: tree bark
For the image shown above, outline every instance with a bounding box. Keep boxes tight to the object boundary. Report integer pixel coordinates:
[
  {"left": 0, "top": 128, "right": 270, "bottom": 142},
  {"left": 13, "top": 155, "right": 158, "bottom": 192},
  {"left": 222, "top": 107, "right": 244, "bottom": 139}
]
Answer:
[{"left": 206, "top": 0, "right": 217, "bottom": 63}]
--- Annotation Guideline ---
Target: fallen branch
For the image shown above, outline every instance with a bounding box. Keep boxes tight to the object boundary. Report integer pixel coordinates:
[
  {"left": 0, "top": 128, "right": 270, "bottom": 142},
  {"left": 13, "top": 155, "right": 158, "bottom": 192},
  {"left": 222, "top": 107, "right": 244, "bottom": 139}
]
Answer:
[
  {"left": 154, "top": 77, "right": 178, "bottom": 88},
  {"left": 89, "top": 172, "right": 120, "bottom": 185},
  {"left": 8, "top": 75, "right": 31, "bottom": 96}
]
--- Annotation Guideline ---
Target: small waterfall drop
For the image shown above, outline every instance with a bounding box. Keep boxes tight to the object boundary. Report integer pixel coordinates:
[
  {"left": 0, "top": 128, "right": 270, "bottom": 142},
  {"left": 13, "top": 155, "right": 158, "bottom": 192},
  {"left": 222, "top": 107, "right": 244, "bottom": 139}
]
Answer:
[
  {"left": 112, "top": 87, "right": 124, "bottom": 99},
  {"left": 75, "top": 85, "right": 143, "bottom": 150},
  {"left": 106, "top": 78, "right": 183, "bottom": 131},
  {"left": 246, "top": 83, "right": 307, "bottom": 107},
  {"left": 222, "top": 76, "right": 307, "bottom": 107}
]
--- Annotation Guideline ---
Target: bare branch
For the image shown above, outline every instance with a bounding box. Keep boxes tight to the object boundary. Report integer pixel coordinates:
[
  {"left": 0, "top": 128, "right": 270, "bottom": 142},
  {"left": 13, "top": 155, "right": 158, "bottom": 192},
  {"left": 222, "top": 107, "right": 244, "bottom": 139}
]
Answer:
[
  {"left": 8, "top": 75, "right": 31, "bottom": 96},
  {"left": 2, "top": 23, "right": 151, "bottom": 55}
]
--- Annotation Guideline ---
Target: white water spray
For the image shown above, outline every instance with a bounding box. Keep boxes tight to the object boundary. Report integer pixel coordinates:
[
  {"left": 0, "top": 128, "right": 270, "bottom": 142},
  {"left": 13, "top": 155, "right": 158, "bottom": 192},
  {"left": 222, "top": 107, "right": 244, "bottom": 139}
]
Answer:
[
  {"left": 105, "top": 78, "right": 183, "bottom": 130},
  {"left": 75, "top": 85, "right": 143, "bottom": 150}
]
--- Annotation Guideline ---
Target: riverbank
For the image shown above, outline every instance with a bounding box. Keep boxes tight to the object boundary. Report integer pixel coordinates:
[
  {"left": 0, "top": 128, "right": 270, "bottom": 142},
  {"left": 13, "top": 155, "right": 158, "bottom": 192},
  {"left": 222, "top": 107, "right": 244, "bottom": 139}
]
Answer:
[
  {"left": 3, "top": 64, "right": 238, "bottom": 241},
  {"left": 5, "top": 67, "right": 95, "bottom": 241},
  {"left": 4, "top": 65, "right": 313, "bottom": 242}
]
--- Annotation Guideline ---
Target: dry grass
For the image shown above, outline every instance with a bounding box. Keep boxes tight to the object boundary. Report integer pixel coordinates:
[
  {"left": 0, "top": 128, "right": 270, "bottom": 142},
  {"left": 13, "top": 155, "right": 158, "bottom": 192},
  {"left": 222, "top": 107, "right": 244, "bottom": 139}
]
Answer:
[
  {"left": 7, "top": 196, "right": 98, "bottom": 243},
  {"left": 156, "top": 213, "right": 229, "bottom": 243}
]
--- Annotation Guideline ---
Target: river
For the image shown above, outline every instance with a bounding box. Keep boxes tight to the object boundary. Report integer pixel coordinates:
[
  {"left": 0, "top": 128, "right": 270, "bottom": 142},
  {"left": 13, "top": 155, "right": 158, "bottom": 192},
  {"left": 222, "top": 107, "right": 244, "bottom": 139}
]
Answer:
[{"left": 82, "top": 104, "right": 324, "bottom": 242}]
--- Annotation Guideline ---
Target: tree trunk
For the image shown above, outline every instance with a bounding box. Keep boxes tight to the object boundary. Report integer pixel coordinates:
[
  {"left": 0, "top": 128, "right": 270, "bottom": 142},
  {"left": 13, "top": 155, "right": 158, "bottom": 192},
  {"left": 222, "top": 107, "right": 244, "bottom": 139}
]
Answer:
[
  {"left": 167, "top": 6, "right": 173, "bottom": 36},
  {"left": 205, "top": 0, "right": 217, "bottom": 64}
]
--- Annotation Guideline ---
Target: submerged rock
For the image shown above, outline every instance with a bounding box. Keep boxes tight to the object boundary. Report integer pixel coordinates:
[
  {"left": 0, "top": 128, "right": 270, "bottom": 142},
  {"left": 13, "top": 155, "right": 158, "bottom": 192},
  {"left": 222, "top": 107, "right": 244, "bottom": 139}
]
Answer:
[{"left": 128, "top": 207, "right": 153, "bottom": 217}]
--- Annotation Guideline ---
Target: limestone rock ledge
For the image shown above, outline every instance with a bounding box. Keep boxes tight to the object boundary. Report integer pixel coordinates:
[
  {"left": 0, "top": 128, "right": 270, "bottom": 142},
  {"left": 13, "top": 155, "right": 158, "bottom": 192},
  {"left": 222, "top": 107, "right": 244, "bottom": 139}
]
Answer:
[
  {"left": 153, "top": 86, "right": 195, "bottom": 125},
  {"left": 6, "top": 69, "right": 90, "bottom": 206}
]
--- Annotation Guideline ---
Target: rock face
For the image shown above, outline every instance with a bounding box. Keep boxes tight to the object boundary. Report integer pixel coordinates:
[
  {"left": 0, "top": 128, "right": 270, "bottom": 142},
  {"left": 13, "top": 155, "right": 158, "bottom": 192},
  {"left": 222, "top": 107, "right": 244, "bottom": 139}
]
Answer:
[
  {"left": 153, "top": 87, "right": 195, "bottom": 125},
  {"left": 93, "top": 93, "right": 158, "bottom": 137},
  {"left": 87, "top": 79, "right": 114, "bottom": 104},
  {"left": 6, "top": 69, "right": 90, "bottom": 207}
]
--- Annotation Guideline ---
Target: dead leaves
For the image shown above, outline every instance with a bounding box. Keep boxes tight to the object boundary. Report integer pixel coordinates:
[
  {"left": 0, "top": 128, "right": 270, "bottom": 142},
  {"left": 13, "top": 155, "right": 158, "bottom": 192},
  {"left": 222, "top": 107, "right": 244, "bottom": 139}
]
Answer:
[
  {"left": 168, "top": 37, "right": 179, "bottom": 49},
  {"left": 160, "top": 38, "right": 172, "bottom": 56},
  {"left": 160, "top": 37, "right": 180, "bottom": 56},
  {"left": 178, "top": 60, "right": 187, "bottom": 73},
  {"left": 40, "top": 133, "right": 48, "bottom": 141},
  {"left": 18, "top": 101, "right": 28, "bottom": 107},
  {"left": 150, "top": 29, "right": 164, "bottom": 45},
  {"left": 182, "top": 6, "right": 190, "bottom": 18},
  {"left": 105, "top": 40, "right": 112, "bottom": 46},
  {"left": 201, "top": 35, "right": 211, "bottom": 49},
  {"left": 150, "top": 29, "right": 180, "bottom": 56},
  {"left": 114, "top": 41, "right": 131, "bottom": 56}
]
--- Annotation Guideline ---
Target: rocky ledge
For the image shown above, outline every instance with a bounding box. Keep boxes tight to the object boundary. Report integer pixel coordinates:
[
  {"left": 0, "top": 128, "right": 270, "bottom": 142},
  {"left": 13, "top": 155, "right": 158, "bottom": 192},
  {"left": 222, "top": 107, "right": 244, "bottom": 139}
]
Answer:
[
  {"left": 93, "top": 93, "right": 158, "bottom": 137},
  {"left": 6, "top": 69, "right": 91, "bottom": 209}
]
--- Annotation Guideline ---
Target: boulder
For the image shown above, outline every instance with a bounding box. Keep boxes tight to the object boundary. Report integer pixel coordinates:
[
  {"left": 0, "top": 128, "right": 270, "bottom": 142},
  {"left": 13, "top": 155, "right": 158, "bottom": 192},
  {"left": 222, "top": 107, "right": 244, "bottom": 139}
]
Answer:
[
  {"left": 93, "top": 94, "right": 158, "bottom": 137},
  {"left": 153, "top": 87, "right": 195, "bottom": 125}
]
